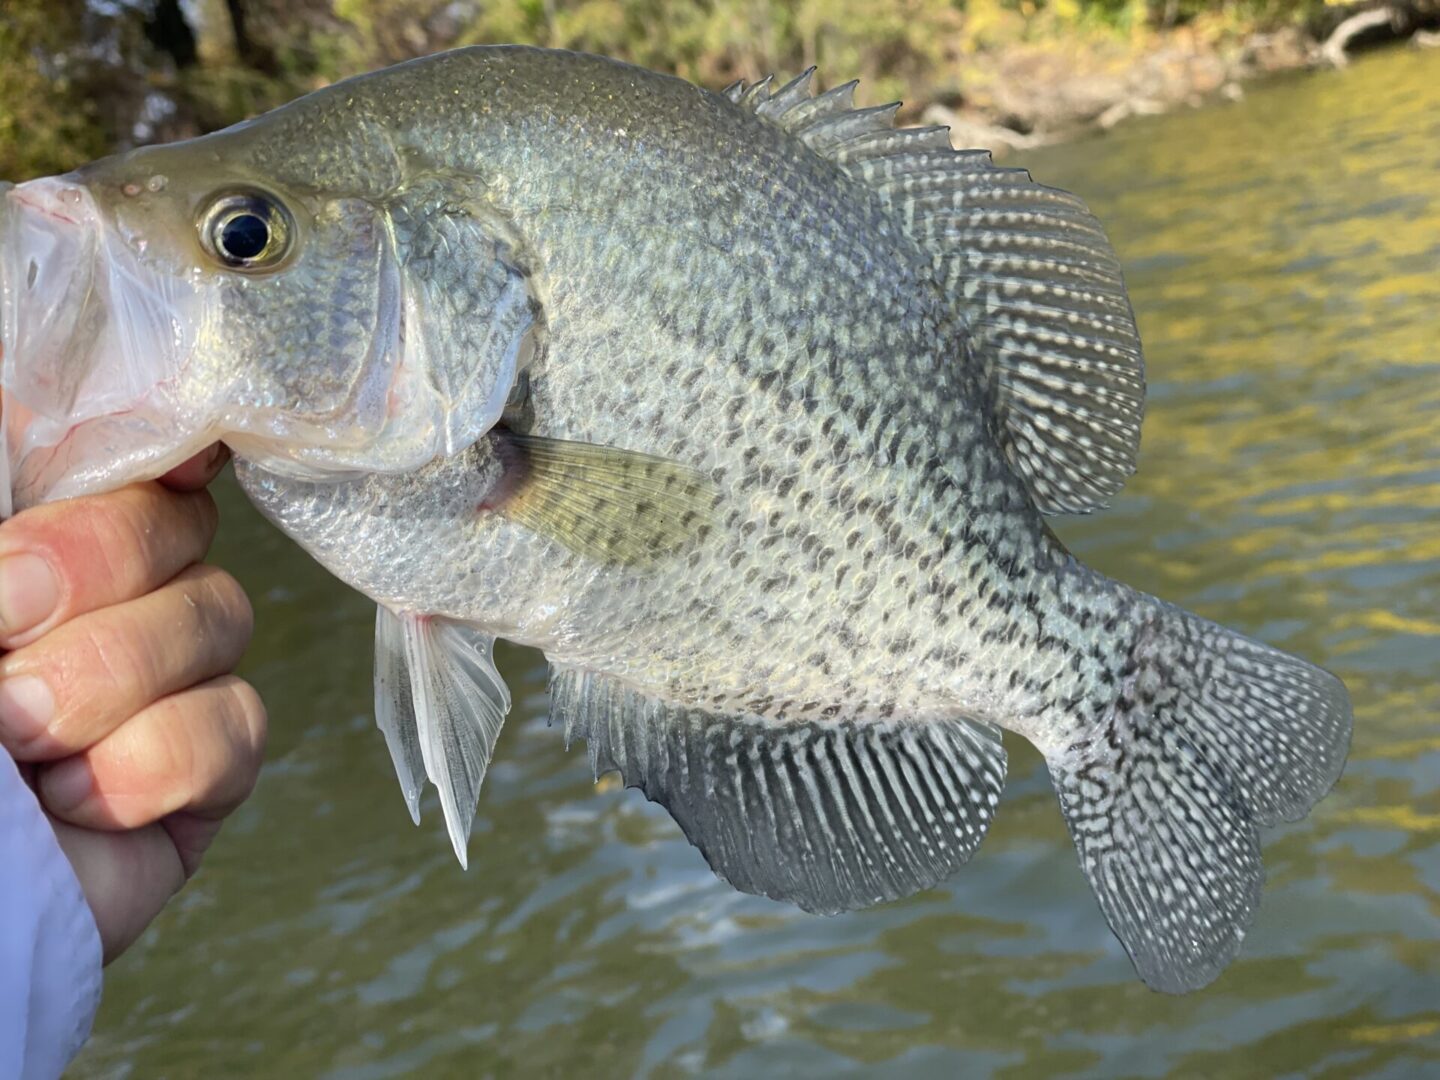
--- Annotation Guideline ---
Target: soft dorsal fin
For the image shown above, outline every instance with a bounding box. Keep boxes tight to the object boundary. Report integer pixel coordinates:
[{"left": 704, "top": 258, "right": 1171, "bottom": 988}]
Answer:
[
  {"left": 725, "top": 71, "right": 1146, "bottom": 515},
  {"left": 550, "top": 667, "right": 1007, "bottom": 914}
]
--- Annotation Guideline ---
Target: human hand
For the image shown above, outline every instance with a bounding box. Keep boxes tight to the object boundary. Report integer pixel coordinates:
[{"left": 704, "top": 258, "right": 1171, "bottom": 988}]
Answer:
[{"left": 0, "top": 447, "right": 266, "bottom": 962}]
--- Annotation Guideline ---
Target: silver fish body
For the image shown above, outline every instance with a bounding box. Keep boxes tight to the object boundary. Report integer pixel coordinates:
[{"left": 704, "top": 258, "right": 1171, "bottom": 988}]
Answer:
[
  {"left": 0, "top": 47, "right": 1351, "bottom": 994},
  {"left": 239, "top": 55, "right": 1038, "bottom": 717}
]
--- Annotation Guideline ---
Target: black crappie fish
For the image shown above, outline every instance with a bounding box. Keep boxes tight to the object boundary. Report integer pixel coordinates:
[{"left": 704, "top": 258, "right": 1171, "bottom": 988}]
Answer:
[{"left": 0, "top": 47, "right": 1351, "bottom": 993}]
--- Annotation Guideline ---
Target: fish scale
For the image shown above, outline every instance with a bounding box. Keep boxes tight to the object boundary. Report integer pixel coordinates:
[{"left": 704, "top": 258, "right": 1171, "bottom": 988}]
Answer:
[{"left": 0, "top": 46, "right": 1350, "bottom": 995}]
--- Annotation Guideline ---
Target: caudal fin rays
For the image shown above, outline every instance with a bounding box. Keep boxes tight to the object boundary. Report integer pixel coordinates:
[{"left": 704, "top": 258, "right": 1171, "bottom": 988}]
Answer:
[{"left": 1046, "top": 589, "right": 1352, "bottom": 992}]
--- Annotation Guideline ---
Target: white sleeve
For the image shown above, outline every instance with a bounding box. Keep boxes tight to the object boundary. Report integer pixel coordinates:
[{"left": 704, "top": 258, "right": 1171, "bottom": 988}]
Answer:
[{"left": 0, "top": 752, "right": 103, "bottom": 1080}]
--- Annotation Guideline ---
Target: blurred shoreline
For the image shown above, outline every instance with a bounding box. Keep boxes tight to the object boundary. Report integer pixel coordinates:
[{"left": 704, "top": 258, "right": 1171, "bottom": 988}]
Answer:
[{"left": 922, "top": 13, "right": 1440, "bottom": 155}]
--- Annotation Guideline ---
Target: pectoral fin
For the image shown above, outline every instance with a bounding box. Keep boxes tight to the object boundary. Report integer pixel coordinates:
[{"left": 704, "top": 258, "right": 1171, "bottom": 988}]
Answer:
[
  {"left": 374, "top": 606, "right": 512, "bottom": 867},
  {"left": 489, "top": 431, "right": 716, "bottom": 566},
  {"left": 549, "top": 668, "right": 1008, "bottom": 913}
]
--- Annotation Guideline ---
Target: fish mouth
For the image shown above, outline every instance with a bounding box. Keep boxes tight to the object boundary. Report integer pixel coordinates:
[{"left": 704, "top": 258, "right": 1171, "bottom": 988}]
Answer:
[{"left": 1, "top": 178, "right": 207, "bottom": 516}]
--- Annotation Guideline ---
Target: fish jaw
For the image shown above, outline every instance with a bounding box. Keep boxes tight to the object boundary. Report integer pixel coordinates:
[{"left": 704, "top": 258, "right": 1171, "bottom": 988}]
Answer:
[{"left": 0, "top": 176, "right": 212, "bottom": 515}]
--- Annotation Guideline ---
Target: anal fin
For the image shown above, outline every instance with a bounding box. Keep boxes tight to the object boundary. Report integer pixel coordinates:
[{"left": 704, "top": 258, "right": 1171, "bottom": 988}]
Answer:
[
  {"left": 374, "top": 607, "right": 512, "bottom": 867},
  {"left": 549, "top": 668, "right": 1007, "bottom": 913}
]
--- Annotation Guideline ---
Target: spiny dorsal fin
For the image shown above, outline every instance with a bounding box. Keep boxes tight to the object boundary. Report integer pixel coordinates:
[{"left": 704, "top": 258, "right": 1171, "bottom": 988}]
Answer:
[
  {"left": 489, "top": 431, "right": 716, "bottom": 566},
  {"left": 549, "top": 667, "right": 1008, "bottom": 914},
  {"left": 726, "top": 72, "right": 1146, "bottom": 515}
]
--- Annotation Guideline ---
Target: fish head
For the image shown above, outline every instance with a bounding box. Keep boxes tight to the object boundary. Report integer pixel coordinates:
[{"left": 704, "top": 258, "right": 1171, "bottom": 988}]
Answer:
[{"left": 1, "top": 122, "right": 533, "bottom": 515}]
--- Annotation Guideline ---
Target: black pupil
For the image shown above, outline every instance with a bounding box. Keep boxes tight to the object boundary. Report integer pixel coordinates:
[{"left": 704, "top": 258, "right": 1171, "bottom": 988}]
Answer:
[{"left": 219, "top": 212, "right": 270, "bottom": 261}]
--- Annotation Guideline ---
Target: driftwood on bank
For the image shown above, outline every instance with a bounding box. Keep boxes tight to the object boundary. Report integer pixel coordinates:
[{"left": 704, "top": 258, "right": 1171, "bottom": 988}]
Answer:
[
  {"left": 1320, "top": 0, "right": 1440, "bottom": 65},
  {"left": 1322, "top": 6, "right": 1402, "bottom": 65}
]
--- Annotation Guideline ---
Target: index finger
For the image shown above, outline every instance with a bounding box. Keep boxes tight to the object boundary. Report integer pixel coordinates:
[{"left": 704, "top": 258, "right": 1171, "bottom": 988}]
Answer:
[{"left": 0, "top": 483, "right": 219, "bottom": 648}]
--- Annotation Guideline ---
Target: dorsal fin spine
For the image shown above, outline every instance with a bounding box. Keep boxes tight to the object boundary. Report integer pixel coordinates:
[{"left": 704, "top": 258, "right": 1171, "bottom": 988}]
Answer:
[{"left": 759, "top": 68, "right": 815, "bottom": 116}]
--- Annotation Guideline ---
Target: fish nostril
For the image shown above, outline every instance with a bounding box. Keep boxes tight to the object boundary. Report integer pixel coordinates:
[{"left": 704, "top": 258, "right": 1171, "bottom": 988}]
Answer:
[{"left": 26, "top": 260, "right": 38, "bottom": 290}]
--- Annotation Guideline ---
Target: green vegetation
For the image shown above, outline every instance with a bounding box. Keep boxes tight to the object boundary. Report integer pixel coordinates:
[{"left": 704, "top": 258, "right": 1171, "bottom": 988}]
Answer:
[
  {"left": 1, "top": 2, "right": 111, "bottom": 177},
  {"left": 0, "top": 0, "right": 1407, "bottom": 178}
]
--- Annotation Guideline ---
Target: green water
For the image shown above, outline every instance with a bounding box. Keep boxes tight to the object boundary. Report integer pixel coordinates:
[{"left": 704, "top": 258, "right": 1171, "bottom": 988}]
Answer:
[{"left": 72, "top": 46, "right": 1440, "bottom": 1078}]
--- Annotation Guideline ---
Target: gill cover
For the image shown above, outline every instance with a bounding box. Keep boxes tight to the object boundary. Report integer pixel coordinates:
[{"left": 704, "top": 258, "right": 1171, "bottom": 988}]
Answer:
[{"left": 388, "top": 175, "right": 541, "bottom": 458}]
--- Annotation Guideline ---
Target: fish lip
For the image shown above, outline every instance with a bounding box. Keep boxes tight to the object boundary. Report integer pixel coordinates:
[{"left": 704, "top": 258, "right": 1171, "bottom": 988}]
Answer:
[
  {"left": 1, "top": 176, "right": 100, "bottom": 513},
  {"left": 9, "top": 184, "right": 84, "bottom": 228},
  {"left": 1, "top": 176, "right": 204, "bottom": 514}
]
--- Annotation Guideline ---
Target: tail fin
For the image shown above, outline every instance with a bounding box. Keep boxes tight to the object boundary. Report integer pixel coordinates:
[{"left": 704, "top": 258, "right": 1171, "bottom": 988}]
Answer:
[{"left": 1047, "top": 596, "right": 1351, "bottom": 993}]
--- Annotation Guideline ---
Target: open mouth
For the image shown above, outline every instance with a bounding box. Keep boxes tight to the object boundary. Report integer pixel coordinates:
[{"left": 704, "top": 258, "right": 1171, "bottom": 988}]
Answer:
[{"left": 0, "top": 177, "right": 209, "bottom": 514}]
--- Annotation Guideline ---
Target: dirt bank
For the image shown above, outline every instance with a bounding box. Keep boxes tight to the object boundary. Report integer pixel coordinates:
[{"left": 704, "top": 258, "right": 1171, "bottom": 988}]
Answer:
[{"left": 920, "top": 1, "right": 1440, "bottom": 153}]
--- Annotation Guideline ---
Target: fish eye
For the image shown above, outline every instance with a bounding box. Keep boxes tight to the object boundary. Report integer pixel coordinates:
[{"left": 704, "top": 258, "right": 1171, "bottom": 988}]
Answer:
[{"left": 199, "top": 190, "right": 294, "bottom": 271}]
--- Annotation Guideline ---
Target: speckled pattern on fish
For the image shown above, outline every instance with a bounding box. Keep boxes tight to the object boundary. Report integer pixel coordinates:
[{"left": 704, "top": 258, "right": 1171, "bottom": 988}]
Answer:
[{"left": 0, "top": 46, "right": 1351, "bottom": 995}]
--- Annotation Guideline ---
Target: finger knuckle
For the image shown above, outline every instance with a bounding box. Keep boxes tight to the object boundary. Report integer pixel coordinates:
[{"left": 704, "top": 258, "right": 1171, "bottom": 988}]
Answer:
[
  {"left": 180, "top": 489, "right": 221, "bottom": 552},
  {"left": 221, "top": 675, "right": 268, "bottom": 773},
  {"left": 89, "top": 489, "right": 163, "bottom": 586},
  {"left": 122, "top": 700, "right": 193, "bottom": 790},
  {"left": 179, "top": 566, "right": 255, "bottom": 646},
  {"left": 70, "top": 615, "right": 159, "bottom": 701}
]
